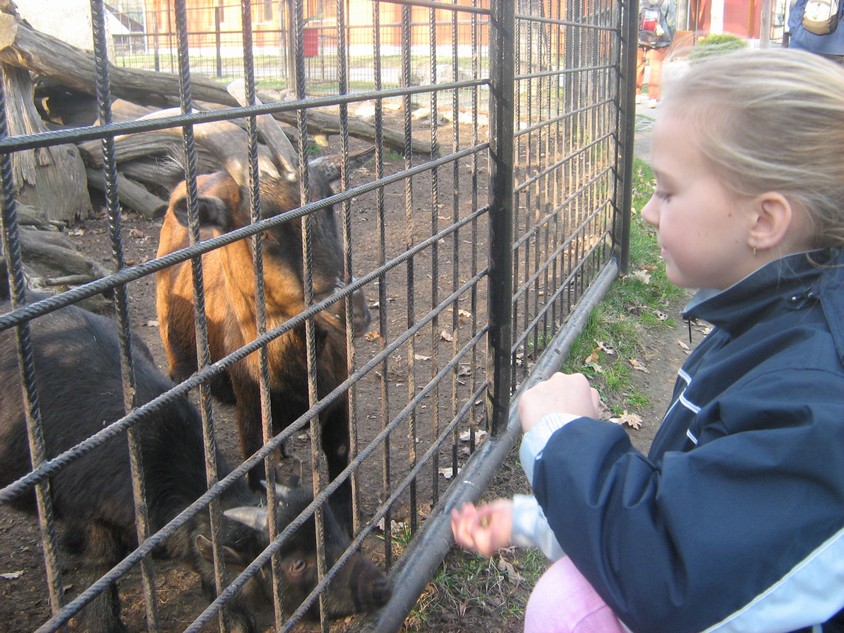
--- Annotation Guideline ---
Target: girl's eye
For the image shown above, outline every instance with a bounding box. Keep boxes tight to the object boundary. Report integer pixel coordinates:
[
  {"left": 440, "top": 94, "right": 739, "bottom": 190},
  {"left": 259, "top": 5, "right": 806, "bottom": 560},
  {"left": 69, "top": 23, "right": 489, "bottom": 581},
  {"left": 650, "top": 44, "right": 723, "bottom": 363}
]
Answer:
[{"left": 654, "top": 189, "right": 672, "bottom": 202}]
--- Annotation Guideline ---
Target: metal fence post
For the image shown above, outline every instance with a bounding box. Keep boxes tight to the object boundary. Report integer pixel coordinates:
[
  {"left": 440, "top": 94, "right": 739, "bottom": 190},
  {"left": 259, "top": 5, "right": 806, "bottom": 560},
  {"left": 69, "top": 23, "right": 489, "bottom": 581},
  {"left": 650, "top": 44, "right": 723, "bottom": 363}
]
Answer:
[
  {"left": 487, "top": 0, "right": 516, "bottom": 437},
  {"left": 616, "top": 0, "right": 638, "bottom": 274}
]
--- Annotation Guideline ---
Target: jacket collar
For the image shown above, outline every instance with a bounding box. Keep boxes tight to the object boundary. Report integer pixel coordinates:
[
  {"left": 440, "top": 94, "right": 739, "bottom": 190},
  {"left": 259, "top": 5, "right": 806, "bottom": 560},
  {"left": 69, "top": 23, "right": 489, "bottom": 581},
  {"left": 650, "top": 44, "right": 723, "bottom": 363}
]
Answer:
[{"left": 682, "top": 248, "right": 844, "bottom": 340}]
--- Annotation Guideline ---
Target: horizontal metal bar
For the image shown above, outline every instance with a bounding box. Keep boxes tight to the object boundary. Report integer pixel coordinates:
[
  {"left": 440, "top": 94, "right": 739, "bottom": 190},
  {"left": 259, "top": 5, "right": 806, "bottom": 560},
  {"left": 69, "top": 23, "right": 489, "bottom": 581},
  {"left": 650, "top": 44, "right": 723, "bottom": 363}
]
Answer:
[
  {"left": 515, "top": 12, "right": 618, "bottom": 30},
  {"left": 380, "top": 0, "right": 491, "bottom": 15}
]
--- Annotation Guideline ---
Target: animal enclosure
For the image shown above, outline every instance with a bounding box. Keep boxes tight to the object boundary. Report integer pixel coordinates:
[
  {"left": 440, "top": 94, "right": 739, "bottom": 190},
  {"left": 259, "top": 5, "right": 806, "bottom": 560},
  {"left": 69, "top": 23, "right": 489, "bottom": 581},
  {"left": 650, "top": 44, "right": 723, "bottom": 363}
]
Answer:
[{"left": 0, "top": 0, "right": 637, "bottom": 631}]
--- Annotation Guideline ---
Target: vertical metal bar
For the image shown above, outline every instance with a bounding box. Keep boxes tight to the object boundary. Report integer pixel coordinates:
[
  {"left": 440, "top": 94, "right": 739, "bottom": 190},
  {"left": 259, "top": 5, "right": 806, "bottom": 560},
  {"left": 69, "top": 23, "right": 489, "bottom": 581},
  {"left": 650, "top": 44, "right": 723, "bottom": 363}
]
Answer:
[
  {"left": 0, "top": 72, "right": 65, "bottom": 621},
  {"left": 172, "top": 1, "right": 233, "bottom": 631},
  {"left": 428, "top": 2, "right": 441, "bottom": 508},
  {"left": 292, "top": 0, "right": 329, "bottom": 628},
  {"left": 401, "top": 3, "right": 418, "bottom": 535},
  {"left": 469, "top": 0, "right": 480, "bottom": 451},
  {"left": 372, "top": 0, "right": 393, "bottom": 569},
  {"left": 487, "top": 0, "right": 515, "bottom": 437},
  {"left": 238, "top": 1, "right": 285, "bottom": 630},
  {"left": 616, "top": 0, "right": 637, "bottom": 274},
  {"left": 89, "top": 1, "right": 159, "bottom": 629},
  {"left": 335, "top": 0, "right": 359, "bottom": 538},
  {"left": 153, "top": 12, "right": 161, "bottom": 73},
  {"left": 511, "top": 2, "right": 521, "bottom": 393},
  {"left": 450, "top": 0, "right": 460, "bottom": 479},
  {"left": 215, "top": 6, "right": 223, "bottom": 79},
  {"left": 524, "top": 5, "right": 534, "bottom": 368}
]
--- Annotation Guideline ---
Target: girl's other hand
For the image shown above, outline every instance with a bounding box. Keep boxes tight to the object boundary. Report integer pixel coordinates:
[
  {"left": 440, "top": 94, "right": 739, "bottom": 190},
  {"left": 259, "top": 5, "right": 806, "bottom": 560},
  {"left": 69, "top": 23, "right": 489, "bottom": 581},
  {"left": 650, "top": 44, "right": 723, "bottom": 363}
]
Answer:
[
  {"left": 450, "top": 499, "right": 514, "bottom": 556},
  {"left": 518, "top": 372, "right": 602, "bottom": 434}
]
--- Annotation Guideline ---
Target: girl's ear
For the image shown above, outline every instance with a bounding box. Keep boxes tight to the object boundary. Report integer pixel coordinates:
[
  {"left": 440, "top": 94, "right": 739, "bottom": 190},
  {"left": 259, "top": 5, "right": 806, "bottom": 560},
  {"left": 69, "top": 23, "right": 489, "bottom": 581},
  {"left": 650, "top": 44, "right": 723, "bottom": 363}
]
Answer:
[{"left": 747, "top": 192, "right": 800, "bottom": 253}]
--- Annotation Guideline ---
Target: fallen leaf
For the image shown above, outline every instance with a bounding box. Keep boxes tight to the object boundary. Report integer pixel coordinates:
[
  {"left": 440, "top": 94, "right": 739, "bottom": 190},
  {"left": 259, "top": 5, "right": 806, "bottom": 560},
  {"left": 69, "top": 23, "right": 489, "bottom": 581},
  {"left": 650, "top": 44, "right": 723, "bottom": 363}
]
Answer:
[
  {"left": 610, "top": 410, "right": 643, "bottom": 430},
  {"left": 364, "top": 331, "right": 382, "bottom": 342},
  {"left": 414, "top": 354, "right": 431, "bottom": 361},
  {"left": 629, "top": 358, "right": 650, "bottom": 373},
  {"left": 0, "top": 571, "right": 23, "bottom": 580},
  {"left": 459, "top": 428, "right": 488, "bottom": 443},
  {"left": 496, "top": 557, "right": 524, "bottom": 583},
  {"left": 677, "top": 340, "right": 690, "bottom": 351},
  {"left": 456, "top": 364, "right": 472, "bottom": 377},
  {"left": 630, "top": 269, "right": 651, "bottom": 284},
  {"left": 146, "top": 319, "right": 159, "bottom": 328},
  {"left": 440, "top": 330, "right": 454, "bottom": 342},
  {"left": 597, "top": 341, "right": 615, "bottom": 355},
  {"left": 584, "top": 348, "right": 600, "bottom": 364},
  {"left": 439, "top": 466, "right": 457, "bottom": 479},
  {"left": 129, "top": 228, "right": 146, "bottom": 239}
]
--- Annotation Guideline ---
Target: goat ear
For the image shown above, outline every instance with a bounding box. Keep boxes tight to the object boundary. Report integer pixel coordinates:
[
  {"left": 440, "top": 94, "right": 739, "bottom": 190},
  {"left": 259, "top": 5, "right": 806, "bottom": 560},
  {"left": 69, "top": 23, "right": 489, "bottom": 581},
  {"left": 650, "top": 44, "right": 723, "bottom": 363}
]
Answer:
[
  {"left": 224, "top": 506, "right": 268, "bottom": 531},
  {"left": 195, "top": 534, "right": 246, "bottom": 565},
  {"left": 259, "top": 479, "right": 297, "bottom": 504},
  {"left": 172, "top": 195, "right": 231, "bottom": 231}
]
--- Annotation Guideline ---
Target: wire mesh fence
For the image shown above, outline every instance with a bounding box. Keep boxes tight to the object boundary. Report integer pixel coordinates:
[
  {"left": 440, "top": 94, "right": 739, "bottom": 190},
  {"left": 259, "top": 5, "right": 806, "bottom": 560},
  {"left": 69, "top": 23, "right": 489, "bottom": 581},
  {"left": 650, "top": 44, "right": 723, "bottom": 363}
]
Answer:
[{"left": 0, "top": 0, "right": 634, "bottom": 630}]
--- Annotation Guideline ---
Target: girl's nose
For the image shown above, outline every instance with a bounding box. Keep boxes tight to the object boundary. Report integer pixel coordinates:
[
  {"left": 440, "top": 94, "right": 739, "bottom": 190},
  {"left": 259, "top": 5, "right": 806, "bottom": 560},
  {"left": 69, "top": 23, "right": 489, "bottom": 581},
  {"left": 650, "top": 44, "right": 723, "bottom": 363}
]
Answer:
[{"left": 641, "top": 195, "right": 659, "bottom": 228}]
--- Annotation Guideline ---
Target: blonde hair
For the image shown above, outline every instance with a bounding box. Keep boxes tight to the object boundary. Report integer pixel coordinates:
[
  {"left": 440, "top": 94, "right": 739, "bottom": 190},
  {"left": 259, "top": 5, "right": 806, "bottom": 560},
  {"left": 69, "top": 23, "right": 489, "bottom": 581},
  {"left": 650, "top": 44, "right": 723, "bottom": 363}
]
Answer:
[{"left": 660, "top": 48, "right": 844, "bottom": 248}]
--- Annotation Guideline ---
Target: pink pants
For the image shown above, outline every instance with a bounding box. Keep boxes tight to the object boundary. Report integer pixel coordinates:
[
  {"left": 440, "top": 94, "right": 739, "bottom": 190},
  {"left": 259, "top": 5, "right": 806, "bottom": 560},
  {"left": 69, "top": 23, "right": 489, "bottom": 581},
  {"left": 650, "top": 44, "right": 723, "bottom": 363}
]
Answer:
[{"left": 524, "top": 557, "right": 627, "bottom": 633}]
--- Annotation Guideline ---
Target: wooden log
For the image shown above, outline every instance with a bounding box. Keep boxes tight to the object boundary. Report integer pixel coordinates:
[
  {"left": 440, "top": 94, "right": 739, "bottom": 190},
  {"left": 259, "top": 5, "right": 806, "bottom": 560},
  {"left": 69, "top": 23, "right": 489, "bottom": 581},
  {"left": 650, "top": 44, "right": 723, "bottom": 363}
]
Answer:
[
  {"left": 19, "top": 226, "right": 110, "bottom": 279},
  {"left": 256, "top": 93, "right": 434, "bottom": 155},
  {"left": 0, "top": 12, "right": 238, "bottom": 109},
  {"left": 13, "top": 202, "right": 65, "bottom": 230},
  {"left": 85, "top": 168, "right": 168, "bottom": 220},
  {"left": 1, "top": 62, "right": 92, "bottom": 223}
]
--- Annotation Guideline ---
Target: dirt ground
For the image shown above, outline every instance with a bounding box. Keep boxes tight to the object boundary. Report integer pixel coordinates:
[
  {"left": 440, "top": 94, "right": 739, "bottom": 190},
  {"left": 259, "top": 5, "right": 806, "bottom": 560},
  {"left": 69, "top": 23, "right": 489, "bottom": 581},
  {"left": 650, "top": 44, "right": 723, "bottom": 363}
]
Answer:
[
  {"left": 0, "top": 116, "right": 495, "bottom": 633},
  {"left": 0, "top": 108, "right": 696, "bottom": 633}
]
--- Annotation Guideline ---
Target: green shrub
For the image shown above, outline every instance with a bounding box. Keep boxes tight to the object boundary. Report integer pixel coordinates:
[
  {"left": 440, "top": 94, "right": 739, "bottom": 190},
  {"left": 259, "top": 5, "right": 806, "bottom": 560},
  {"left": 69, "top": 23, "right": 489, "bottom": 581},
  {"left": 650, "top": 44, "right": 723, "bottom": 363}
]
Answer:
[{"left": 688, "top": 33, "right": 748, "bottom": 64}]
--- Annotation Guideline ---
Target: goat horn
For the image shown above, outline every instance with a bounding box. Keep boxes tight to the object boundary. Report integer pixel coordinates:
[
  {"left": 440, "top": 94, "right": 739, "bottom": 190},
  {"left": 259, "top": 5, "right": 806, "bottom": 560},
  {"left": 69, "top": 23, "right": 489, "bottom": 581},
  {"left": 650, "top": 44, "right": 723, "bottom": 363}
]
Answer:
[
  {"left": 308, "top": 146, "right": 376, "bottom": 183},
  {"left": 224, "top": 506, "right": 268, "bottom": 531},
  {"left": 227, "top": 79, "right": 299, "bottom": 180}
]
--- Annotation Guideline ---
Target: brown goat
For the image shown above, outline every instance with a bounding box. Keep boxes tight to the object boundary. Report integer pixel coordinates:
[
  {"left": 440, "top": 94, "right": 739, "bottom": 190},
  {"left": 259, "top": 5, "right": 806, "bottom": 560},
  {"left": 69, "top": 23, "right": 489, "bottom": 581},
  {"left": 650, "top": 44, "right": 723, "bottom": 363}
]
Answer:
[{"left": 155, "top": 123, "right": 370, "bottom": 530}]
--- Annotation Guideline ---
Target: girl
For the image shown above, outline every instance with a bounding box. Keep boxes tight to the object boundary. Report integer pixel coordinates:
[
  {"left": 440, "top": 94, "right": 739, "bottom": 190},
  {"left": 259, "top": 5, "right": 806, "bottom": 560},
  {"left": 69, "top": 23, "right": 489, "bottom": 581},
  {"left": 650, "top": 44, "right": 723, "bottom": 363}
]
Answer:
[{"left": 452, "top": 48, "right": 844, "bottom": 632}]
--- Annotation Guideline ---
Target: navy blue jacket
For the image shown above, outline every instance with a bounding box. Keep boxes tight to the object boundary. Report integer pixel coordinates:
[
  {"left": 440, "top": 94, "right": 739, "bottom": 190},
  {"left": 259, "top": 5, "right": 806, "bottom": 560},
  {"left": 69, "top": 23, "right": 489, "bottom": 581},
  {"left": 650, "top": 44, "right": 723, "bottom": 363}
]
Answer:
[
  {"left": 788, "top": 0, "right": 844, "bottom": 57},
  {"left": 531, "top": 249, "right": 844, "bottom": 632}
]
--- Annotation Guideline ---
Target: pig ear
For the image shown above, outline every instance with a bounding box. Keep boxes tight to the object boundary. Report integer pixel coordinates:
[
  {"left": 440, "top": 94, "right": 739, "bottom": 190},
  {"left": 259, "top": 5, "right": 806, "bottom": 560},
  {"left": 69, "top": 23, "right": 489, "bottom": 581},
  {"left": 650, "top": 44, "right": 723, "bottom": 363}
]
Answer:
[
  {"left": 195, "top": 534, "right": 246, "bottom": 565},
  {"left": 224, "top": 506, "right": 268, "bottom": 531}
]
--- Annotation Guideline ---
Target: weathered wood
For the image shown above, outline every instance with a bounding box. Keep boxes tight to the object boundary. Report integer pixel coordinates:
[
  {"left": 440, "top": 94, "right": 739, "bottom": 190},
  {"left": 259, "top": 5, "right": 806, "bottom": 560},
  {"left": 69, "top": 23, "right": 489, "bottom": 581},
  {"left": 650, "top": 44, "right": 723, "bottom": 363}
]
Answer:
[
  {"left": 256, "top": 93, "right": 434, "bottom": 155},
  {"left": 0, "top": 13, "right": 238, "bottom": 109},
  {"left": 78, "top": 132, "right": 182, "bottom": 168},
  {"left": 1, "top": 61, "right": 92, "bottom": 223},
  {"left": 19, "top": 226, "right": 110, "bottom": 279},
  {"left": 13, "top": 202, "right": 65, "bottom": 230},
  {"left": 85, "top": 168, "right": 168, "bottom": 220}
]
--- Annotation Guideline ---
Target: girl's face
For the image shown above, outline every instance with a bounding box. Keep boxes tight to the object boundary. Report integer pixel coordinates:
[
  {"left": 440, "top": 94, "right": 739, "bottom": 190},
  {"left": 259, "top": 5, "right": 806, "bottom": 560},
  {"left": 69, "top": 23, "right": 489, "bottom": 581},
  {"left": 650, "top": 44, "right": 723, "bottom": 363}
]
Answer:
[{"left": 641, "top": 113, "right": 759, "bottom": 290}]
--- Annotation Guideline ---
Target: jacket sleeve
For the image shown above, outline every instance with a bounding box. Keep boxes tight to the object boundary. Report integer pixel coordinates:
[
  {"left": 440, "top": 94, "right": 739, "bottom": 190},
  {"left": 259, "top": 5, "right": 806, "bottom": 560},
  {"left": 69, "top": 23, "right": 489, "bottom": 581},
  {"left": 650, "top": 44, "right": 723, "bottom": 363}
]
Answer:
[
  {"left": 530, "top": 370, "right": 844, "bottom": 632},
  {"left": 510, "top": 494, "right": 565, "bottom": 561}
]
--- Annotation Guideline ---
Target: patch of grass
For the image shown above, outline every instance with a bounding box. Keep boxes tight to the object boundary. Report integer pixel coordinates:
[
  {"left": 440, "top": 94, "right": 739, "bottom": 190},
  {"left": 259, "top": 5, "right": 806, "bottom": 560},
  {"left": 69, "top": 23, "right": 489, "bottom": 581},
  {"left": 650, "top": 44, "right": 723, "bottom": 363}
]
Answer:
[
  {"left": 404, "top": 547, "right": 547, "bottom": 631},
  {"left": 561, "top": 159, "right": 684, "bottom": 410}
]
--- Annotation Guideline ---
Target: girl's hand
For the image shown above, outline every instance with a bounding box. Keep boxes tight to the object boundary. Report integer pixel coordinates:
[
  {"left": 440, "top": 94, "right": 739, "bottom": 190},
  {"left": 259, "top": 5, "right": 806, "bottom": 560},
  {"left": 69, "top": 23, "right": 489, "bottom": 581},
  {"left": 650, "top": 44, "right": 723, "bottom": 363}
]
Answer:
[
  {"left": 450, "top": 499, "right": 513, "bottom": 557},
  {"left": 518, "top": 372, "right": 602, "bottom": 434}
]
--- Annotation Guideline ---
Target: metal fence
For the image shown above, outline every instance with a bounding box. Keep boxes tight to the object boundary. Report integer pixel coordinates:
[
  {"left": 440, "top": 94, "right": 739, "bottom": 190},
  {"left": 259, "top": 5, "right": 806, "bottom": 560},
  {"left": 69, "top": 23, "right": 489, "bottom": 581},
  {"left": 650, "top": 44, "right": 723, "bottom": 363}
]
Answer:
[{"left": 0, "top": 0, "right": 636, "bottom": 630}]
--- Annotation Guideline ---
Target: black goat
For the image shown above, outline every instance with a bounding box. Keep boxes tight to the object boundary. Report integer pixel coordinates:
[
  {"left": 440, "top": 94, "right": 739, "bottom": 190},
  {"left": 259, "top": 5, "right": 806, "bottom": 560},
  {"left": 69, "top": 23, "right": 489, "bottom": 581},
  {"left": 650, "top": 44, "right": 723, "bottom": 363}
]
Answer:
[{"left": 0, "top": 299, "right": 389, "bottom": 633}]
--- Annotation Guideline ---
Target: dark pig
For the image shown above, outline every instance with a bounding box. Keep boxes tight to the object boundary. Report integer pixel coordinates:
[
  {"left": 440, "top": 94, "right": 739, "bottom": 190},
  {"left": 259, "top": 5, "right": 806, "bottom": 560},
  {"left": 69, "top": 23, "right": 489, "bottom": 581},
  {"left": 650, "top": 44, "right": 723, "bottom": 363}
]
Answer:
[{"left": 0, "top": 298, "right": 388, "bottom": 633}]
